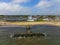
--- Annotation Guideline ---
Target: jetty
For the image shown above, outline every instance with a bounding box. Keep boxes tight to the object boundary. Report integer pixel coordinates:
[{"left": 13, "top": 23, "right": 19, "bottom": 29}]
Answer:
[{"left": 10, "top": 25, "right": 46, "bottom": 39}]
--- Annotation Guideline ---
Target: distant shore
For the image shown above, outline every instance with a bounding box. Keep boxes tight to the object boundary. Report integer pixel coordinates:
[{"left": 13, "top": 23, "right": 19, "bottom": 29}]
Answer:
[{"left": 0, "top": 21, "right": 60, "bottom": 26}]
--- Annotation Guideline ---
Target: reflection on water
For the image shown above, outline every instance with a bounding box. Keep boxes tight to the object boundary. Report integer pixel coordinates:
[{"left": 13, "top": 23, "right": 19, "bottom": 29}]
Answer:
[{"left": 0, "top": 24, "right": 60, "bottom": 45}]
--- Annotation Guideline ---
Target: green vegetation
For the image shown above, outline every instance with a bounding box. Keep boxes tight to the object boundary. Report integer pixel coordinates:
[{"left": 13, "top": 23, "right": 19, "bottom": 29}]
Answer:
[{"left": 0, "top": 15, "right": 59, "bottom": 22}]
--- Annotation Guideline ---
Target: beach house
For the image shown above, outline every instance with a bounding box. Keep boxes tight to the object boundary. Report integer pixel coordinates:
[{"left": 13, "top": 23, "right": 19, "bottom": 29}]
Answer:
[{"left": 27, "top": 16, "right": 37, "bottom": 21}]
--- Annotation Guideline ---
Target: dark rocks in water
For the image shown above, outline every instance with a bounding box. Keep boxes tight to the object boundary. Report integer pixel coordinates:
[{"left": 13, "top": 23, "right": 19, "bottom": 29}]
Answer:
[
  {"left": 10, "top": 26, "right": 46, "bottom": 39},
  {"left": 10, "top": 33, "right": 46, "bottom": 39}
]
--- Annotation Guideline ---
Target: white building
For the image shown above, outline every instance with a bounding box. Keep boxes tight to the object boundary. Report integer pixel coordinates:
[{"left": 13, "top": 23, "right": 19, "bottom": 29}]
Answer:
[
  {"left": 27, "top": 16, "right": 36, "bottom": 21},
  {"left": 27, "top": 16, "right": 34, "bottom": 21},
  {"left": 43, "top": 18, "right": 49, "bottom": 21}
]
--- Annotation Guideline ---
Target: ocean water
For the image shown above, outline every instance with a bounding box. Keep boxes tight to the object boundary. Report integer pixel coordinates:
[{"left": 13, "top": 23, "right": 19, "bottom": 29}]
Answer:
[{"left": 0, "top": 25, "right": 60, "bottom": 45}]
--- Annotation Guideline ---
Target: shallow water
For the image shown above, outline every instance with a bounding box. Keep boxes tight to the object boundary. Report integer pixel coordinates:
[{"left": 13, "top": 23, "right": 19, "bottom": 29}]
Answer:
[{"left": 0, "top": 25, "right": 60, "bottom": 45}]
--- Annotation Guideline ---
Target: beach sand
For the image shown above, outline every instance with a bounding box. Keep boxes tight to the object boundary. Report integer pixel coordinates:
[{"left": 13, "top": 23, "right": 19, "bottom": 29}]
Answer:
[{"left": 0, "top": 21, "right": 60, "bottom": 26}]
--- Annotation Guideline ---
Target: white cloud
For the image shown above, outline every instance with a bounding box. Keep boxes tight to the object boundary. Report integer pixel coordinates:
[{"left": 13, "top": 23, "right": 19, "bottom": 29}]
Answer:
[
  {"left": 52, "top": 0, "right": 60, "bottom": 2},
  {"left": 0, "top": 2, "right": 20, "bottom": 11},
  {"left": 35, "top": 0, "right": 52, "bottom": 8},
  {"left": 0, "top": 2, "right": 20, "bottom": 14},
  {"left": 0, "top": 0, "right": 60, "bottom": 15},
  {"left": 11, "top": 0, "right": 30, "bottom": 4},
  {"left": 0, "top": 2, "right": 33, "bottom": 15}
]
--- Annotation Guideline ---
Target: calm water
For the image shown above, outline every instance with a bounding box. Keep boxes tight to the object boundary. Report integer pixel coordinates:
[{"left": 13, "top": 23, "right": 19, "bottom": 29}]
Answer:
[{"left": 0, "top": 25, "right": 60, "bottom": 45}]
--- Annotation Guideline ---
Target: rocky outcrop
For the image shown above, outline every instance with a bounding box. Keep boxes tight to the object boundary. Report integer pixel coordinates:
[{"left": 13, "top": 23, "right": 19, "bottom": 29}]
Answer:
[
  {"left": 9, "top": 26, "right": 47, "bottom": 39},
  {"left": 9, "top": 33, "right": 46, "bottom": 39}
]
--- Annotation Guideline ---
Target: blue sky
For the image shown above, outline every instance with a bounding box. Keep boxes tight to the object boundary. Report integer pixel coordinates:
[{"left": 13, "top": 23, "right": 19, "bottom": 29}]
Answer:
[
  {"left": 0, "top": 0, "right": 60, "bottom": 15},
  {"left": 0, "top": 0, "right": 12, "bottom": 3},
  {"left": 20, "top": 0, "right": 40, "bottom": 7}
]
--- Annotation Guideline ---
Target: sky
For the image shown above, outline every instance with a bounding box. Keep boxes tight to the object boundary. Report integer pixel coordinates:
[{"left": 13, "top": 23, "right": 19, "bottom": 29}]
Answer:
[{"left": 0, "top": 0, "right": 60, "bottom": 15}]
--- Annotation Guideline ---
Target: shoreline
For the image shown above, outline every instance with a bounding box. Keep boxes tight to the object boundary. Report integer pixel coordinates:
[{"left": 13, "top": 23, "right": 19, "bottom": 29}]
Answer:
[{"left": 0, "top": 21, "right": 60, "bottom": 26}]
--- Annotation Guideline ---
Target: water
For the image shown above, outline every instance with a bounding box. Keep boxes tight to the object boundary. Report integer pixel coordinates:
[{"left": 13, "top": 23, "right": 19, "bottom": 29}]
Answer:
[{"left": 0, "top": 25, "right": 60, "bottom": 45}]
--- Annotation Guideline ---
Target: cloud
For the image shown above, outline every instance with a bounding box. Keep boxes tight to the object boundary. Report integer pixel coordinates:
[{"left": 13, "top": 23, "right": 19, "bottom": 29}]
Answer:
[
  {"left": 0, "top": 0, "right": 60, "bottom": 15},
  {"left": 0, "top": 1, "right": 33, "bottom": 15},
  {"left": 33, "top": 0, "right": 60, "bottom": 15},
  {"left": 52, "top": 0, "right": 60, "bottom": 2},
  {"left": 35, "top": 0, "right": 52, "bottom": 8},
  {"left": 11, "top": 0, "right": 30, "bottom": 4},
  {"left": 0, "top": 0, "right": 34, "bottom": 15},
  {"left": 0, "top": 2, "right": 21, "bottom": 15}
]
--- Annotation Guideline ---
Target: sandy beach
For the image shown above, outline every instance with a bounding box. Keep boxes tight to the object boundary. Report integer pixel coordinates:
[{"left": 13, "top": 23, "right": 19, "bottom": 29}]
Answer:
[
  {"left": 0, "top": 21, "right": 60, "bottom": 26},
  {"left": 10, "top": 22, "right": 60, "bottom": 26}
]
